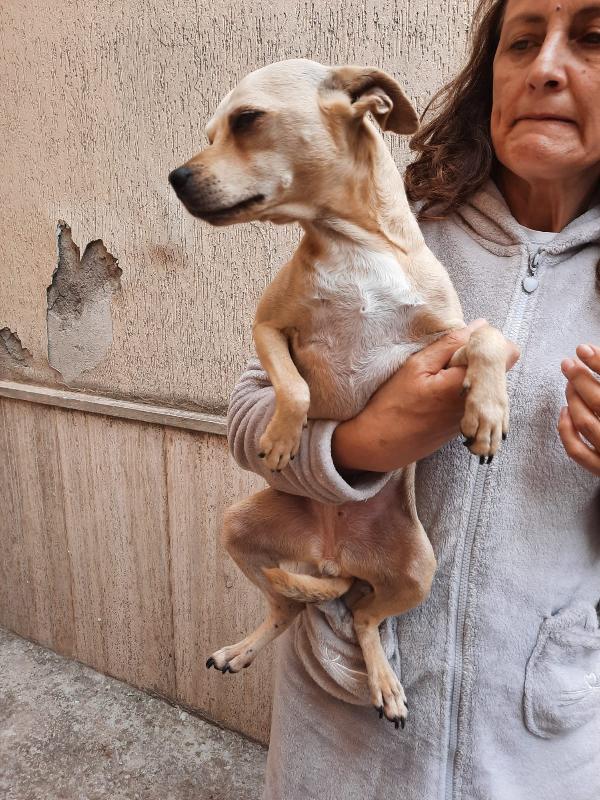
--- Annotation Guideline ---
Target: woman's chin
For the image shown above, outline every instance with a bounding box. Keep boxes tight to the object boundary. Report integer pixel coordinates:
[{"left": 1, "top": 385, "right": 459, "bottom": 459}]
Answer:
[{"left": 497, "top": 135, "right": 583, "bottom": 182}]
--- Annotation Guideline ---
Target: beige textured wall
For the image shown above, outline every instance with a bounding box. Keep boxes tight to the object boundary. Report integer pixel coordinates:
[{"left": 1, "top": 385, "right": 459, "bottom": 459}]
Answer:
[
  {"left": 0, "top": 0, "right": 475, "bottom": 411},
  {"left": 0, "top": 0, "right": 476, "bottom": 741}
]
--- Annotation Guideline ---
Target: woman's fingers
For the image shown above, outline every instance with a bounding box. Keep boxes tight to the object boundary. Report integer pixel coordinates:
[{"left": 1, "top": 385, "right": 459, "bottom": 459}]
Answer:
[
  {"left": 561, "top": 354, "right": 600, "bottom": 414},
  {"left": 564, "top": 382, "right": 600, "bottom": 450},
  {"left": 558, "top": 406, "right": 600, "bottom": 477},
  {"left": 577, "top": 343, "right": 600, "bottom": 373},
  {"left": 413, "top": 319, "right": 487, "bottom": 377},
  {"left": 505, "top": 340, "right": 520, "bottom": 370},
  {"left": 560, "top": 346, "right": 600, "bottom": 476}
]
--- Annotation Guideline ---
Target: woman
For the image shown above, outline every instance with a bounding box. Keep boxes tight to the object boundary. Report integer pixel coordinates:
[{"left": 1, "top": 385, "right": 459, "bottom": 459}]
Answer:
[{"left": 227, "top": 0, "right": 600, "bottom": 797}]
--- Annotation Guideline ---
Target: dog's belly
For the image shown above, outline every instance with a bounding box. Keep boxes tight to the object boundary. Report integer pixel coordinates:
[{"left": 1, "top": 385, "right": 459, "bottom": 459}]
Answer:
[{"left": 290, "top": 268, "right": 424, "bottom": 420}]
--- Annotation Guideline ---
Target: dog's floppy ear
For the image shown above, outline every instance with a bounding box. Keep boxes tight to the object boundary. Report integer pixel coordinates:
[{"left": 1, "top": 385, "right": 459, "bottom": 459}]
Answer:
[{"left": 324, "top": 66, "right": 419, "bottom": 135}]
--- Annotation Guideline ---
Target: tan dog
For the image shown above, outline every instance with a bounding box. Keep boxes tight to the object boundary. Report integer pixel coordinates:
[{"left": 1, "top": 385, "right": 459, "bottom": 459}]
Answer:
[{"left": 169, "top": 59, "right": 509, "bottom": 728}]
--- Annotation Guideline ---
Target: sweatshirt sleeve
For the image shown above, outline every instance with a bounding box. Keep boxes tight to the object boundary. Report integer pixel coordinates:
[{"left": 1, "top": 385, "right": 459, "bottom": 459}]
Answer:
[{"left": 226, "top": 357, "right": 395, "bottom": 505}]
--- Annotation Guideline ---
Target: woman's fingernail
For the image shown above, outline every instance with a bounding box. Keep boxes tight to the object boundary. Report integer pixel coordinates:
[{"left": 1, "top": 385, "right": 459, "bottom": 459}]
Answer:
[
  {"left": 561, "top": 359, "right": 575, "bottom": 374},
  {"left": 578, "top": 344, "right": 595, "bottom": 358}
]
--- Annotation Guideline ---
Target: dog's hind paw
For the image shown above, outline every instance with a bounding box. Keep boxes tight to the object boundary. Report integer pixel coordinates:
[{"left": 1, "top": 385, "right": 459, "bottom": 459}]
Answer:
[
  {"left": 206, "top": 644, "right": 256, "bottom": 675},
  {"left": 370, "top": 665, "right": 408, "bottom": 731}
]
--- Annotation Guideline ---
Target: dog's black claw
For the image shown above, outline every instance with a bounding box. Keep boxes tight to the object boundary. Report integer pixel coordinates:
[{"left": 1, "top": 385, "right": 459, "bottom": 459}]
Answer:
[
  {"left": 394, "top": 719, "right": 400, "bottom": 729},
  {"left": 462, "top": 437, "right": 474, "bottom": 447},
  {"left": 221, "top": 664, "right": 231, "bottom": 674},
  {"left": 401, "top": 717, "right": 406, "bottom": 730},
  {"left": 258, "top": 452, "right": 265, "bottom": 458},
  {"left": 487, "top": 455, "right": 493, "bottom": 464},
  {"left": 290, "top": 455, "right": 295, "bottom": 460},
  {"left": 479, "top": 455, "right": 485, "bottom": 465},
  {"left": 376, "top": 705, "right": 384, "bottom": 719},
  {"left": 206, "top": 657, "right": 215, "bottom": 669},
  {"left": 502, "top": 432, "right": 507, "bottom": 441}
]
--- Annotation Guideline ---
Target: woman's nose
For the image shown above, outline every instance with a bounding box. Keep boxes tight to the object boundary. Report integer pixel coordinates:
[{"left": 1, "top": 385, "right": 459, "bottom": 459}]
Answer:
[{"left": 526, "top": 35, "right": 568, "bottom": 92}]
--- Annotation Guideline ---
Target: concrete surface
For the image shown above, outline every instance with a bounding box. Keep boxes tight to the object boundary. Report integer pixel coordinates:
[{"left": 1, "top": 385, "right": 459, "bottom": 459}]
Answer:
[{"left": 0, "top": 627, "right": 267, "bottom": 800}]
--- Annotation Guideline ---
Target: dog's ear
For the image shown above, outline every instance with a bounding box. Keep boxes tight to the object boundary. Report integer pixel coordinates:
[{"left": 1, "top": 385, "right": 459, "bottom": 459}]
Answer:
[{"left": 324, "top": 66, "right": 419, "bottom": 135}]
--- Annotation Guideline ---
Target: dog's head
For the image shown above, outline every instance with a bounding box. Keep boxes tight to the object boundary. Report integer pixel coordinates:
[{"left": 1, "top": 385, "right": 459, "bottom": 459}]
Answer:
[{"left": 169, "top": 59, "right": 419, "bottom": 226}]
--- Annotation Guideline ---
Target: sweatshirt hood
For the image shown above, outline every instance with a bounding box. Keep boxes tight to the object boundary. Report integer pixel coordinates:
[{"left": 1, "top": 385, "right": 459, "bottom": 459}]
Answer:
[{"left": 453, "top": 178, "right": 600, "bottom": 259}]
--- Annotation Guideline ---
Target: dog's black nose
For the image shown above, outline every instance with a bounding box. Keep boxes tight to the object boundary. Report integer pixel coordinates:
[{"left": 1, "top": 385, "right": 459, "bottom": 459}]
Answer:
[{"left": 169, "top": 166, "right": 193, "bottom": 191}]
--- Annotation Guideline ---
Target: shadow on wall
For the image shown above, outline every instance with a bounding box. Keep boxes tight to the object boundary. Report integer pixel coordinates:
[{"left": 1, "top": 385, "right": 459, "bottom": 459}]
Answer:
[{"left": 0, "top": 221, "right": 122, "bottom": 387}]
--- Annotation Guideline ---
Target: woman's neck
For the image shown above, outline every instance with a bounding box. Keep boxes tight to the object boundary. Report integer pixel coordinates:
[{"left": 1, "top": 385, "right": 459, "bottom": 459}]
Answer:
[{"left": 495, "top": 165, "right": 600, "bottom": 233}]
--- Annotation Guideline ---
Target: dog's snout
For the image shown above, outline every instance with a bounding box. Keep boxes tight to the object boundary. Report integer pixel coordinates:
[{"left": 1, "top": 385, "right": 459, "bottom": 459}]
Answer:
[{"left": 169, "top": 166, "right": 193, "bottom": 191}]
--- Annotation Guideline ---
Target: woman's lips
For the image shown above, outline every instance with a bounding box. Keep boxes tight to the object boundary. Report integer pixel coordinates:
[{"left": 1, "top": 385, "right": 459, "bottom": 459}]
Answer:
[{"left": 514, "top": 115, "right": 576, "bottom": 125}]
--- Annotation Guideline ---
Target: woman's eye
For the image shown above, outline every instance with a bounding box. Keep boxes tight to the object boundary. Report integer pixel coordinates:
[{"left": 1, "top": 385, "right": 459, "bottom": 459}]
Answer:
[
  {"left": 510, "top": 38, "right": 532, "bottom": 52},
  {"left": 582, "top": 31, "right": 600, "bottom": 45},
  {"left": 230, "top": 111, "right": 265, "bottom": 134}
]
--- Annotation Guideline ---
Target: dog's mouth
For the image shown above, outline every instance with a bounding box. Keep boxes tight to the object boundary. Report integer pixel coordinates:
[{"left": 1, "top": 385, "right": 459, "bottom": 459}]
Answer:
[{"left": 193, "top": 194, "right": 266, "bottom": 223}]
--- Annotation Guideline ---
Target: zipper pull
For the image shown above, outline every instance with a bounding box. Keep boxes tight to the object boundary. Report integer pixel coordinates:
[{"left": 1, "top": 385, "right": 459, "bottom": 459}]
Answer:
[{"left": 522, "top": 249, "right": 543, "bottom": 293}]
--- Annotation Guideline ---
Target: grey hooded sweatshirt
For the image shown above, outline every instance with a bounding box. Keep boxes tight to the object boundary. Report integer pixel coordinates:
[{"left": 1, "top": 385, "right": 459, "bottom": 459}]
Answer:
[{"left": 226, "top": 179, "right": 600, "bottom": 800}]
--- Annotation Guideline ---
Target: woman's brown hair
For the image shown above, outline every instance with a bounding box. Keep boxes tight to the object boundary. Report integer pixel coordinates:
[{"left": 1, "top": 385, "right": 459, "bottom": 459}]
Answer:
[
  {"left": 405, "top": 0, "right": 600, "bottom": 289},
  {"left": 404, "top": 0, "right": 506, "bottom": 219}
]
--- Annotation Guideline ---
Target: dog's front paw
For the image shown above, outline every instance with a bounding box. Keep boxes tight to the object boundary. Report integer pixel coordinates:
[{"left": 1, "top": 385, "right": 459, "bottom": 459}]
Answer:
[
  {"left": 461, "top": 368, "right": 509, "bottom": 462},
  {"left": 258, "top": 411, "right": 307, "bottom": 471}
]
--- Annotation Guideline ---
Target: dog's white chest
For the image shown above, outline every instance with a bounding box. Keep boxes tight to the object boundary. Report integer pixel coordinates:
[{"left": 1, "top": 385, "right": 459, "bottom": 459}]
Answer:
[{"left": 290, "top": 249, "right": 424, "bottom": 419}]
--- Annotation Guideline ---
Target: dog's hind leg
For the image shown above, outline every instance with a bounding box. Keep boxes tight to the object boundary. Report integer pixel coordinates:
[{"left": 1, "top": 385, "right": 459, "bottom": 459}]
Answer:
[
  {"left": 206, "top": 487, "right": 319, "bottom": 674},
  {"left": 206, "top": 554, "right": 304, "bottom": 674},
  {"left": 350, "top": 560, "right": 434, "bottom": 727},
  {"left": 207, "top": 588, "right": 302, "bottom": 674},
  {"left": 343, "top": 515, "right": 436, "bottom": 728}
]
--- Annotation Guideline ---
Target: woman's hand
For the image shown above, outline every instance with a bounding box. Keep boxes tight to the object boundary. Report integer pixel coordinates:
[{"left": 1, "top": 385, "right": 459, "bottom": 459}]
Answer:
[
  {"left": 559, "top": 344, "right": 600, "bottom": 477},
  {"left": 332, "top": 319, "right": 520, "bottom": 473}
]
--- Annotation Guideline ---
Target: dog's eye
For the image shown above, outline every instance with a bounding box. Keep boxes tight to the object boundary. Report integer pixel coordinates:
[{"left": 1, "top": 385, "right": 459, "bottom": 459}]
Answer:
[{"left": 230, "top": 110, "right": 265, "bottom": 134}]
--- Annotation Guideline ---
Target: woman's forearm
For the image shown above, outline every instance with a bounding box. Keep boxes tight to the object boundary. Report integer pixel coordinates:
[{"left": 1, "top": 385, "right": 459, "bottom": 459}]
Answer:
[{"left": 331, "top": 409, "right": 407, "bottom": 473}]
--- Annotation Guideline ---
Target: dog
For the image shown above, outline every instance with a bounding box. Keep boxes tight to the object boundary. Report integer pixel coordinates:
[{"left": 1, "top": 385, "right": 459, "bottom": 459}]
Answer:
[{"left": 169, "top": 59, "right": 509, "bottom": 728}]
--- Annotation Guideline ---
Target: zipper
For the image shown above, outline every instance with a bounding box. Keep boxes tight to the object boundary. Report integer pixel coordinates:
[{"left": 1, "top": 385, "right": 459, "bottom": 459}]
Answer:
[
  {"left": 442, "top": 245, "right": 547, "bottom": 800},
  {"left": 522, "top": 249, "right": 542, "bottom": 294}
]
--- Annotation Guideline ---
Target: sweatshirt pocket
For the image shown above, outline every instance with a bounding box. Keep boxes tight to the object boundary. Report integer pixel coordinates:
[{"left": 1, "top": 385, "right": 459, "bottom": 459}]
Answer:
[{"left": 523, "top": 601, "right": 600, "bottom": 738}]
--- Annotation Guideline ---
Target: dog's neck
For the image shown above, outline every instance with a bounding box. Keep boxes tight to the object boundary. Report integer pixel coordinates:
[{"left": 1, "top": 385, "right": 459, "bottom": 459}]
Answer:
[{"left": 299, "top": 136, "right": 425, "bottom": 259}]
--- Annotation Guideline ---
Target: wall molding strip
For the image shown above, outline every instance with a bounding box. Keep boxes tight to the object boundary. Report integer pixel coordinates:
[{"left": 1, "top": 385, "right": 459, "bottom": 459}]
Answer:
[{"left": 0, "top": 380, "right": 227, "bottom": 435}]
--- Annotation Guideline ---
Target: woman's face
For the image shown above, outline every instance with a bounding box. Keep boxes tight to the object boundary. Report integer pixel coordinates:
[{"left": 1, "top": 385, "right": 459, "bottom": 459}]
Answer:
[{"left": 491, "top": 0, "right": 600, "bottom": 182}]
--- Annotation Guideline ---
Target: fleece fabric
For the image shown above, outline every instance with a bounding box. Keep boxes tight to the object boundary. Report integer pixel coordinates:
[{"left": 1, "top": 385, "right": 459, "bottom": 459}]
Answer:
[{"left": 226, "top": 178, "right": 600, "bottom": 800}]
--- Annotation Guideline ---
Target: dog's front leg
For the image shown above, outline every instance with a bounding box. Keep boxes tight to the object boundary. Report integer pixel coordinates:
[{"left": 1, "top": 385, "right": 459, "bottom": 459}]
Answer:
[
  {"left": 253, "top": 321, "right": 310, "bottom": 470},
  {"left": 449, "top": 323, "right": 511, "bottom": 461}
]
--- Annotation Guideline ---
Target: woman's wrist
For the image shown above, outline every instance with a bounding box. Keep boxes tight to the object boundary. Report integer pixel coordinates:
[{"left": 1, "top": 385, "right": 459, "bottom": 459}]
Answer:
[{"left": 331, "top": 416, "right": 366, "bottom": 473}]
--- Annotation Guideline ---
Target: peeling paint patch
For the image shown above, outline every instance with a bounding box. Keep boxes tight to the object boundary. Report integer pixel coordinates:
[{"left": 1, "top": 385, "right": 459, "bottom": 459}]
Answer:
[
  {"left": 0, "top": 328, "right": 34, "bottom": 367},
  {"left": 47, "top": 221, "right": 122, "bottom": 383},
  {"left": 0, "top": 327, "right": 63, "bottom": 385}
]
